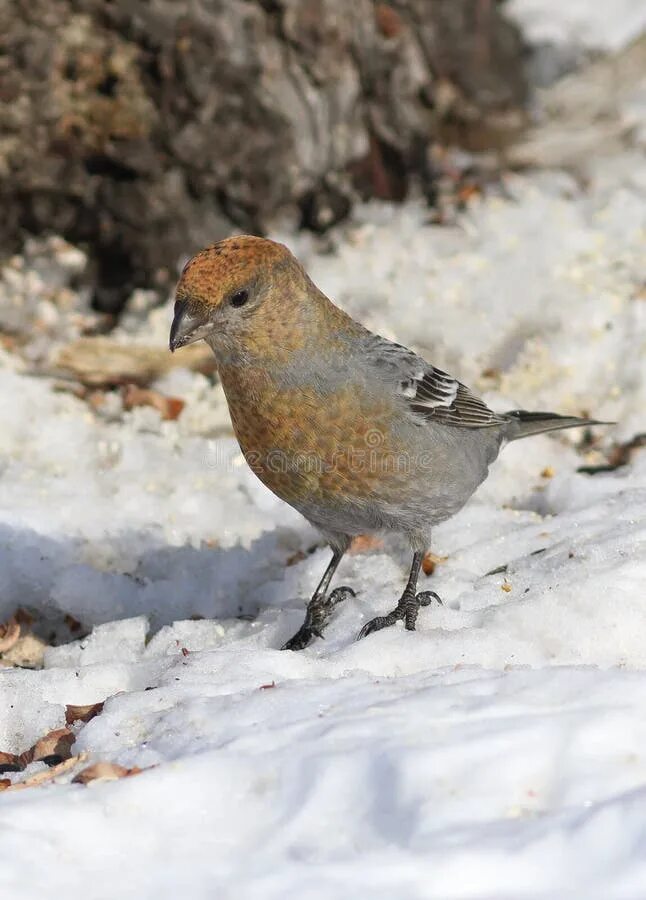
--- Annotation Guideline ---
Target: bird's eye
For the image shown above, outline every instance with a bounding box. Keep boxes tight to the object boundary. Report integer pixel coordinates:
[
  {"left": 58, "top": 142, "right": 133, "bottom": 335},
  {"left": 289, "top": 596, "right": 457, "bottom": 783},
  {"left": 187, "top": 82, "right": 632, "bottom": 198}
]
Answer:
[{"left": 230, "top": 289, "right": 249, "bottom": 308}]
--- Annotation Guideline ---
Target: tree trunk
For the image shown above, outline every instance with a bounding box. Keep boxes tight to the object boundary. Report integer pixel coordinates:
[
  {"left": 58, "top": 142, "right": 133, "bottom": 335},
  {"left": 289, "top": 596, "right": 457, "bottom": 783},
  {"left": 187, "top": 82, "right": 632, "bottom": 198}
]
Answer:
[{"left": 0, "top": 0, "right": 527, "bottom": 311}]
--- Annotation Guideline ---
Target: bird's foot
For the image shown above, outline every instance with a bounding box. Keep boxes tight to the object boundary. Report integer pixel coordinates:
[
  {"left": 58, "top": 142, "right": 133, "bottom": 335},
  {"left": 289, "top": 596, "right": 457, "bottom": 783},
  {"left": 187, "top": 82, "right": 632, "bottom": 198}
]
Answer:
[
  {"left": 357, "top": 589, "right": 441, "bottom": 640},
  {"left": 281, "top": 586, "right": 356, "bottom": 651}
]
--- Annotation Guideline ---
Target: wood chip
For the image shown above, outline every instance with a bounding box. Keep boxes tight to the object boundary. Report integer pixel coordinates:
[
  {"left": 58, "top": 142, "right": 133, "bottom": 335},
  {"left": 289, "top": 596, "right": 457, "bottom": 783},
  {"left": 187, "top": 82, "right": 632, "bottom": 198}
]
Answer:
[
  {"left": 0, "top": 608, "right": 48, "bottom": 669},
  {"left": 55, "top": 337, "right": 216, "bottom": 388},
  {"left": 72, "top": 762, "right": 143, "bottom": 785},
  {"left": 65, "top": 701, "right": 105, "bottom": 725},
  {"left": 1, "top": 632, "right": 48, "bottom": 670}
]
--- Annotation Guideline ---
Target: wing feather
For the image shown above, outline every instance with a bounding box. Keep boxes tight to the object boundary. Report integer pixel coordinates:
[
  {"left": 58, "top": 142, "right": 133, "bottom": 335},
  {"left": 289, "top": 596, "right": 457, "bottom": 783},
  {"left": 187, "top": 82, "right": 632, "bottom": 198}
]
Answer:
[{"left": 365, "top": 336, "right": 506, "bottom": 429}]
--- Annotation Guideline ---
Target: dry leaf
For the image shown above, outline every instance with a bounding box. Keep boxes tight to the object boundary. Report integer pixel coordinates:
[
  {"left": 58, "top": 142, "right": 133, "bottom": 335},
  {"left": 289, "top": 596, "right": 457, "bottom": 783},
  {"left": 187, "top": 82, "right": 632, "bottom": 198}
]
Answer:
[
  {"left": 122, "top": 384, "right": 185, "bottom": 421},
  {"left": 541, "top": 466, "right": 555, "bottom": 478},
  {"left": 14, "top": 608, "right": 34, "bottom": 627},
  {"left": 18, "top": 749, "right": 34, "bottom": 768},
  {"left": 349, "top": 535, "right": 384, "bottom": 555},
  {"left": 65, "top": 701, "right": 105, "bottom": 726},
  {"left": 6, "top": 753, "right": 89, "bottom": 791},
  {"left": 422, "top": 554, "right": 436, "bottom": 576},
  {"left": 72, "top": 762, "right": 142, "bottom": 785},
  {"left": 32, "top": 727, "right": 75, "bottom": 765},
  {"left": 501, "top": 582, "right": 512, "bottom": 593},
  {"left": 457, "top": 183, "right": 481, "bottom": 204},
  {"left": 0, "top": 751, "right": 23, "bottom": 774},
  {"left": 422, "top": 551, "right": 449, "bottom": 576},
  {"left": 608, "top": 434, "right": 646, "bottom": 468},
  {"left": 0, "top": 617, "right": 20, "bottom": 653},
  {"left": 0, "top": 333, "right": 20, "bottom": 354},
  {"left": 375, "top": 3, "right": 402, "bottom": 38},
  {"left": 64, "top": 613, "right": 83, "bottom": 633},
  {"left": 578, "top": 433, "right": 646, "bottom": 475},
  {"left": 285, "top": 550, "right": 307, "bottom": 567}
]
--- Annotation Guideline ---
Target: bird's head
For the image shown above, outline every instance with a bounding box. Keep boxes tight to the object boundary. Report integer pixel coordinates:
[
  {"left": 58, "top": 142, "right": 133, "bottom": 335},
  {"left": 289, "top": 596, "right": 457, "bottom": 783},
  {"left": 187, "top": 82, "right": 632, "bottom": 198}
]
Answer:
[{"left": 169, "top": 236, "right": 313, "bottom": 358}]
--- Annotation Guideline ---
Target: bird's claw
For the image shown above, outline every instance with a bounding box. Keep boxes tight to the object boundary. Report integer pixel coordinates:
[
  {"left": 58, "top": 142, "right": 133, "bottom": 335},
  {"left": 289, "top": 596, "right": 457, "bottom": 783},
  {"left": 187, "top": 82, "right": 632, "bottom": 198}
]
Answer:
[
  {"left": 281, "top": 586, "right": 356, "bottom": 651},
  {"left": 327, "top": 585, "right": 356, "bottom": 607},
  {"left": 281, "top": 626, "right": 314, "bottom": 652},
  {"left": 357, "top": 615, "right": 393, "bottom": 640},
  {"left": 357, "top": 589, "right": 442, "bottom": 640}
]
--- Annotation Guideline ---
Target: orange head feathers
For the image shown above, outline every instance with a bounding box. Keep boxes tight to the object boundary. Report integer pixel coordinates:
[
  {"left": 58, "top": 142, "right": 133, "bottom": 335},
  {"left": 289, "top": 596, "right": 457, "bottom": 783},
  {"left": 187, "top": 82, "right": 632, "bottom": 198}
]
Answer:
[
  {"left": 177, "top": 236, "right": 294, "bottom": 311},
  {"left": 169, "top": 236, "right": 317, "bottom": 356}
]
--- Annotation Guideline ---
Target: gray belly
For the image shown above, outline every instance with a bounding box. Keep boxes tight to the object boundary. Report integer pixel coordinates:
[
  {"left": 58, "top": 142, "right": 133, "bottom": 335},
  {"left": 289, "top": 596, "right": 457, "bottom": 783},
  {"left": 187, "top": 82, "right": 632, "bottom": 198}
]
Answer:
[{"left": 294, "top": 423, "right": 504, "bottom": 541}]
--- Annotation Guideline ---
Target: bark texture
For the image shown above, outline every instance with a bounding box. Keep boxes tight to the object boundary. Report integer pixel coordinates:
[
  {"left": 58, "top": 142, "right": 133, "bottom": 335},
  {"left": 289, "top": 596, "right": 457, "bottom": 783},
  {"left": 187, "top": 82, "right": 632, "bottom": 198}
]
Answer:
[{"left": 0, "top": 0, "right": 527, "bottom": 310}]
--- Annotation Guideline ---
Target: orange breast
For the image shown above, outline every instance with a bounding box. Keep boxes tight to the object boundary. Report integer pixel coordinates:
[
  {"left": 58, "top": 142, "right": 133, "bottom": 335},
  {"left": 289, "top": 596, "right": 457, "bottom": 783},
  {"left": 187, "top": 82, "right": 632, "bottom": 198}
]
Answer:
[{"left": 218, "top": 364, "right": 407, "bottom": 509}]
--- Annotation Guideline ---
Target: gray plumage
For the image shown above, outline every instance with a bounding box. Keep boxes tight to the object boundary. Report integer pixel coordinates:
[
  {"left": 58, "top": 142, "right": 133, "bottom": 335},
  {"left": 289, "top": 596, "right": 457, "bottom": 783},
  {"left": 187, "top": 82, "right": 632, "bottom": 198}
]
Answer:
[{"left": 283, "top": 329, "right": 606, "bottom": 556}]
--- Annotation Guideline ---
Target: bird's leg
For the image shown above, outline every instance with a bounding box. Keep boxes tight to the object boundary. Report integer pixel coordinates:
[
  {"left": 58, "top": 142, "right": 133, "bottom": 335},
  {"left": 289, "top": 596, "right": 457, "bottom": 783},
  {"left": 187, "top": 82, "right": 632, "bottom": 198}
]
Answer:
[
  {"left": 281, "top": 548, "right": 355, "bottom": 651},
  {"left": 357, "top": 550, "right": 441, "bottom": 640}
]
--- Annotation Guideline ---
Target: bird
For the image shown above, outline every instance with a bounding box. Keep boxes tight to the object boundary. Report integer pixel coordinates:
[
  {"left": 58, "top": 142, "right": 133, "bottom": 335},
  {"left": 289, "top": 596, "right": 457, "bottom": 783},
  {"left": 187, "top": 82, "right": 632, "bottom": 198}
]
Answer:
[{"left": 169, "top": 235, "right": 609, "bottom": 651}]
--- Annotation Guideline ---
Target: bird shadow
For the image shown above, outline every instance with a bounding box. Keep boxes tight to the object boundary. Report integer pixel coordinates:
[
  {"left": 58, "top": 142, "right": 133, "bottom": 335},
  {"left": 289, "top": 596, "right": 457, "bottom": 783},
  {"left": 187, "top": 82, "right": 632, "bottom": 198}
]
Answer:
[{"left": 0, "top": 520, "right": 311, "bottom": 644}]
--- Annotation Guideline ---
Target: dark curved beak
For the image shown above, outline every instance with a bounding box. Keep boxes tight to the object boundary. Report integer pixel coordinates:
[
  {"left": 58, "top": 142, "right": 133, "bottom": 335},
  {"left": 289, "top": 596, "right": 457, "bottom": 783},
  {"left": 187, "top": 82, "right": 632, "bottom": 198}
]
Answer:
[{"left": 169, "top": 299, "right": 214, "bottom": 352}]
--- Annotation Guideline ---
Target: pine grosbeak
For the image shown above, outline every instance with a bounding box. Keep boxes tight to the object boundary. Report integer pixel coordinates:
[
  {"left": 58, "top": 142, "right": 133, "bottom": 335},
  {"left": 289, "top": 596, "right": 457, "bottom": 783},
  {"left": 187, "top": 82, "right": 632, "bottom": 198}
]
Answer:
[{"left": 170, "top": 236, "right": 607, "bottom": 650}]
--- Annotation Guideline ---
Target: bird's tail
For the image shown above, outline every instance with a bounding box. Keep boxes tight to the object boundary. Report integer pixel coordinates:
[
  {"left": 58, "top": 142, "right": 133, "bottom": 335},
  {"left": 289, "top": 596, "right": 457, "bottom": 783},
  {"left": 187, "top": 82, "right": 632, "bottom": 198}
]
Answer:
[{"left": 505, "top": 409, "right": 612, "bottom": 442}]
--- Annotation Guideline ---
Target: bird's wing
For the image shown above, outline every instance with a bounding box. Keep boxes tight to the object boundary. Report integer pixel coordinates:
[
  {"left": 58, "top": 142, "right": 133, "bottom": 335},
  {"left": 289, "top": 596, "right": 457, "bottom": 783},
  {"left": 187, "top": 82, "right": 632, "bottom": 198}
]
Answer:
[{"left": 365, "top": 336, "right": 507, "bottom": 429}]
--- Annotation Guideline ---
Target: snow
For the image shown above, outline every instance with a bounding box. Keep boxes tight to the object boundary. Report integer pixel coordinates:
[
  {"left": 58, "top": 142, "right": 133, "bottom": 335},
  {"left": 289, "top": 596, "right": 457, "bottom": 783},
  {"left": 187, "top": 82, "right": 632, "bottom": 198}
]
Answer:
[
  {"left": 508, "top": 0, "right": 646, "bottom": 53},
  {"left": 5, "top": 665, "right": 646, "bottom": 898},
  {"left": 2, "top": 14, "right": 646, "bottom": 900}
]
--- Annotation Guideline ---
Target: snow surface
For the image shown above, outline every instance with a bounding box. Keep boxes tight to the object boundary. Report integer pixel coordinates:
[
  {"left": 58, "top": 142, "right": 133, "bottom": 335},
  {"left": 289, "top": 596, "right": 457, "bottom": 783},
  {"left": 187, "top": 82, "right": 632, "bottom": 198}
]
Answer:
[
  {"left": 508, "top": 0, "right": 646, "bottom": 53},
  {"left": 2, "top": 26, "right": 646, "bottom": 900}
]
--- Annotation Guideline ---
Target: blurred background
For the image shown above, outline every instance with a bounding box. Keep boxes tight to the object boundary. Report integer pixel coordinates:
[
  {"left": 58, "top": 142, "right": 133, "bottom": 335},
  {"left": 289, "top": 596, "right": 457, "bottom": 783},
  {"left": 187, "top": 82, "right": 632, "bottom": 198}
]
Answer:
[{"left": 2, "top": 0, "right": 532, "bottom": 314}]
